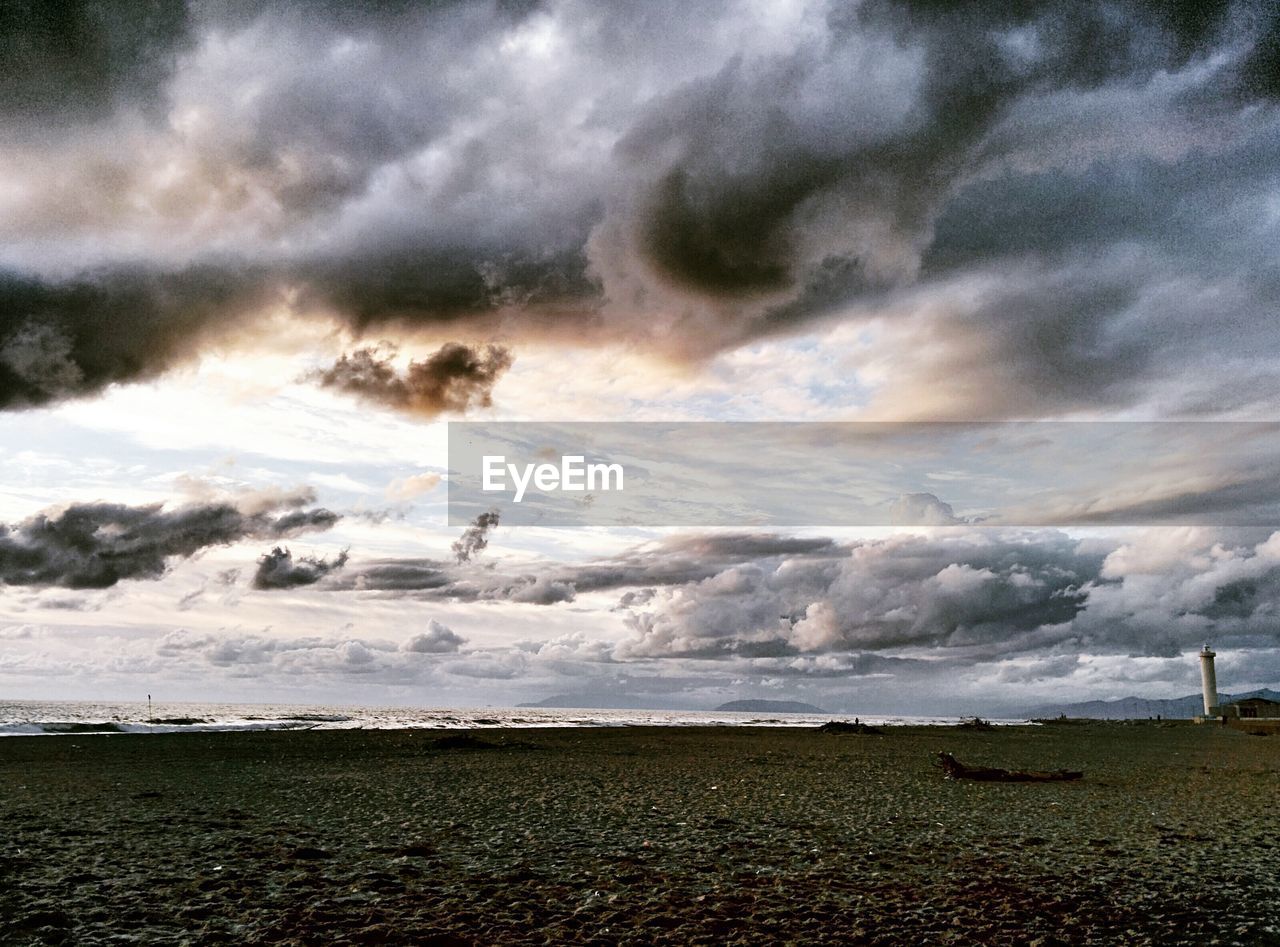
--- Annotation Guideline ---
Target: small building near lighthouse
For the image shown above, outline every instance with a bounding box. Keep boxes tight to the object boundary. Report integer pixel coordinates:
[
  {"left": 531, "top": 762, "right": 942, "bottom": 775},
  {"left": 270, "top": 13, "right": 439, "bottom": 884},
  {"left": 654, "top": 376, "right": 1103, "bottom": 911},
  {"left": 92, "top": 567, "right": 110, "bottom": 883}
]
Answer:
[{"left": 1224, "top": 696, "right": 1280, "bottom": 719}]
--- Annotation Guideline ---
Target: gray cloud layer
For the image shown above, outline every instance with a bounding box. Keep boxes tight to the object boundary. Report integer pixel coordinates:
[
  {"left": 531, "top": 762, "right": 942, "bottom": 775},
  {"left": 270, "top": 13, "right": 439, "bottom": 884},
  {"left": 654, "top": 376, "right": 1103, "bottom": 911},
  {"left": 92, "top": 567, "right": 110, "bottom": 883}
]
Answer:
[
  {"left": 329, "top": 527, "right": 1280, "bottom": 673},
  {"left": 402, "top": 619, "right": 467, "bottom": 654},
  {"left": 617, "top": 532, "right": 1101, "bottom": 660},
  {"left": 0, "top": 495, "right": 340, "bottom": 589},
  {"left": 0, "top": 1, "right": 1276, "bottom": 416},
  {"left": 12, "top": 522, "right": 1280, "bottom": 706}
]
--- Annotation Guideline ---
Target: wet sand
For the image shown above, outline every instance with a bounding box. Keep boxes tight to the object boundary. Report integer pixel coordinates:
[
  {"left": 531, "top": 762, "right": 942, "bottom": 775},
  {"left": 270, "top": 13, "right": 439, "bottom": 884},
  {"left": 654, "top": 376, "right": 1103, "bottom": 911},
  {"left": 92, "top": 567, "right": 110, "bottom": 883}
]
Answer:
[{"left": 2, "top": 722, "right": 1278, "bottom": 945}]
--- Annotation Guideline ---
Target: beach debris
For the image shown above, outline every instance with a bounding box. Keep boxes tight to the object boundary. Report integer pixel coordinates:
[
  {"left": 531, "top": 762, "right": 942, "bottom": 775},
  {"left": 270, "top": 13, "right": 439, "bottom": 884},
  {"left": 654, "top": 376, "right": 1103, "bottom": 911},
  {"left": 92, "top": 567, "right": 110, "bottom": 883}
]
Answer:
[
  {"left": 937, "top": 752, "right": 1083, "bottom": 782},
  {"left": 954, "top": 716, "right": 996, "bottom": 731},
  {"left": 817, "top": 720, "right": 881, "bottom": 735}
]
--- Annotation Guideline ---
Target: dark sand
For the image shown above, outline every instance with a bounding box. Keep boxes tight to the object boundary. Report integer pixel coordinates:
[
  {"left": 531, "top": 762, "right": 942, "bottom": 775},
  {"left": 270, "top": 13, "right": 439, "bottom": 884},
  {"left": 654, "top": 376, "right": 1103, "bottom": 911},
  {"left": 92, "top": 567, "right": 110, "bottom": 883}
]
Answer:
[{"left": 2, "top": 723, "right": 1278, "bottom": 945}]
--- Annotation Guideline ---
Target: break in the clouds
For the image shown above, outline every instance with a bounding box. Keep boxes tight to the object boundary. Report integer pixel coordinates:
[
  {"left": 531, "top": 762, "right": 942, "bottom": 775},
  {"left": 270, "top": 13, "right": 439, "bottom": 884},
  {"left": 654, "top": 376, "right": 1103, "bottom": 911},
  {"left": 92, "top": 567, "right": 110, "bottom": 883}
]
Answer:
[
  {"left": 0, "top": 495, "right": 339, "bottom": 589},
  {"left": 0, "top": 0, "right": 1277, "bottom": 416}
]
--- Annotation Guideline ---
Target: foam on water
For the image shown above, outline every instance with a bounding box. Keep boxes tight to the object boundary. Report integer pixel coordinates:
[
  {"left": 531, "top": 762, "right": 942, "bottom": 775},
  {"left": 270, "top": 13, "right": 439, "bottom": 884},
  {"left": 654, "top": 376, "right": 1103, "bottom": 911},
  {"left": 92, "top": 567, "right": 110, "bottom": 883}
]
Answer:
[{"left": 0, "top": 700, "right": 1030, "bottom": 736}]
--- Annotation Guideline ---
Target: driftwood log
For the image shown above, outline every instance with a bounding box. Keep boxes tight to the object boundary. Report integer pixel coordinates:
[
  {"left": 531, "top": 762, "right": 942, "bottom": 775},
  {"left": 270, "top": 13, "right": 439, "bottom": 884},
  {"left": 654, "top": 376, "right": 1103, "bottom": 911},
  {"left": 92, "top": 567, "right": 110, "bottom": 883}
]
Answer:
[
  {"left": 817, "top": 720, "right": 881, "bottom": 735},
  {"left": 938, "top": 752, "right": 1083, "bottom": 782}
]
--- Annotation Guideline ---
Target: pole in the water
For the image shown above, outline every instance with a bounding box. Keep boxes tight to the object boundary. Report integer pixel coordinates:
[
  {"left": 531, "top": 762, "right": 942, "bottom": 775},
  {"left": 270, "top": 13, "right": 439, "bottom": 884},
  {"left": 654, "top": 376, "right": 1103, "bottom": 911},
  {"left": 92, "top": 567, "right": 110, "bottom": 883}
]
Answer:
[{"left": 148, "top": 694, "right": 152, "bottom": 724}]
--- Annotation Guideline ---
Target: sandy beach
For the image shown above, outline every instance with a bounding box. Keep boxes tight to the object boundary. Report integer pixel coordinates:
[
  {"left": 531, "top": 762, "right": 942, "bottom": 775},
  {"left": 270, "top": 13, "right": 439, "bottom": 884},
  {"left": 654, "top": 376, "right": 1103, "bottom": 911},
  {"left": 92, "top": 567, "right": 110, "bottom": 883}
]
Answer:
[{"left": 2, "top": 722, "right": 1278, "bottom": 945}]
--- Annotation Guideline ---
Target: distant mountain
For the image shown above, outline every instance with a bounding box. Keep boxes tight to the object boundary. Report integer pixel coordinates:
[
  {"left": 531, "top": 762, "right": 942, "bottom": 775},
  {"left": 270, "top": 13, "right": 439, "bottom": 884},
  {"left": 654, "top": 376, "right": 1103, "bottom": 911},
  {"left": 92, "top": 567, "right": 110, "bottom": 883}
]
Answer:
[
  {"left": 1031, "top": 688, "right": 1280, "bottom": 720},
  {"left": 515, "top": 694, "right": 665, "bottom": 710},
  {"left": 714, "top": 699, "right": 826, "bottom": 714},
  {"left": 515, "top": 695, "right": 829, "bottom": 713}
]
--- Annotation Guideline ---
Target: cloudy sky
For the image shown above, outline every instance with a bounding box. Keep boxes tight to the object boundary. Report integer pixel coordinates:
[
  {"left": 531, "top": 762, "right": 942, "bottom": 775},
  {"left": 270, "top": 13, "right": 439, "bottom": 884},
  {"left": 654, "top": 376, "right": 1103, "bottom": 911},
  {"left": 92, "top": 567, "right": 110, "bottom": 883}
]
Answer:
[{"left": 2, "top": 0, "right": 1279, "bottom": 712}]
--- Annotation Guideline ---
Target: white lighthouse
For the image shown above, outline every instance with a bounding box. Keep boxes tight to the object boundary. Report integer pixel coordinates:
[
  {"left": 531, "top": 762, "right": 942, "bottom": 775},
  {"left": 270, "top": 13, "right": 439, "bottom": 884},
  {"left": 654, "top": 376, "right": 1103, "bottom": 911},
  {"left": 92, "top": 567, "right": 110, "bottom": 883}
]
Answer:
[{"left": 1199, "top": 644, "right": 1219, "bottom": 717}]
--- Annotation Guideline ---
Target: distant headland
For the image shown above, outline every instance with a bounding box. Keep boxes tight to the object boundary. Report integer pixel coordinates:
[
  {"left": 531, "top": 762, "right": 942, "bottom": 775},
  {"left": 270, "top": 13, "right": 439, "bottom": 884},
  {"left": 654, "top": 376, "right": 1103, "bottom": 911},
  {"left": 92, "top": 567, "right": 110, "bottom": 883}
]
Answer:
[
  {"left": 515, "top": 695, "right": 827, "bottom": 714},
  {"left": 712, "top": 700, "right": 826, "bottom": 714}
]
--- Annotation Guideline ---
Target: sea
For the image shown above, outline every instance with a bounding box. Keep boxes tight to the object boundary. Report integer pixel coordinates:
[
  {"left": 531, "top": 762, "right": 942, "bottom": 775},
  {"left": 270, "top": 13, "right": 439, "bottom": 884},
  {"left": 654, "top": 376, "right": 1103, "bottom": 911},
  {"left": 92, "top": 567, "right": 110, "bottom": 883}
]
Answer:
[{"left": 0, "top": 700, "right": 1030, "bottom": 736}]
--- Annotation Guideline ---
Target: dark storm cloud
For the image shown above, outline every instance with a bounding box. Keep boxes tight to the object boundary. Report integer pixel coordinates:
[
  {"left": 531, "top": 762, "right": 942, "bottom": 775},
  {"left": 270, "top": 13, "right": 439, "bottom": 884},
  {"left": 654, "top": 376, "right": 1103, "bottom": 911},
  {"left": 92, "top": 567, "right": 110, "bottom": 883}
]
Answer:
[
  {"left": 311, "top": 343, "right": 513, "bottom": 417},
  {"left": 599, "top": 0, "right": 1271, "bottom": 312},
  {"left": 0, "top": 497, "right": 340, "bottom": 589},
  {"left": 303, "top": 249, "right": 599, "bottom": 331},
  {"left": 0, "top": 0, "right": 193, "bottom": 124},
  {"left": 1224, "top": 0, "right": 1280, "bottom": 100},
  {"left": 451, "top": 510, "right": 500, "bottom": 563},
  {"left": 0, "top": 0, "right": 1276, "bottom": 415},
  {"left": 252, "top": 545, "right": 349, "bottom": 590},
  {"left": 0, "top": 267, "right": 275, "bottom": 409}
]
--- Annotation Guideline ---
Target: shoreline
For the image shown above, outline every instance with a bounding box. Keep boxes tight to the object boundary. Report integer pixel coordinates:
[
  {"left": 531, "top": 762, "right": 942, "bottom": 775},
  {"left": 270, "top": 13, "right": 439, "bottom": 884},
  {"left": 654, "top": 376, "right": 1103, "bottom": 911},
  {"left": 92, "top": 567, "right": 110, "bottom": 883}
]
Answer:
[
  {"left": 0, "top": 717, "right": 1201, "bottom": 739},
  {"left": 0, "top": 703, "right": 1039, "bottom": 738}
]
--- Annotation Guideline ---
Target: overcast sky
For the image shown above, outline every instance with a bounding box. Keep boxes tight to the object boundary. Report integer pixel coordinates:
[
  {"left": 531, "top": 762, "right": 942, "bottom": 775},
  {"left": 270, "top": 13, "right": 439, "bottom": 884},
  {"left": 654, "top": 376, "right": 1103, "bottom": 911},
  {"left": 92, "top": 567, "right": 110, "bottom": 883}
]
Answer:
[{"left": 1, "top": 0, "right": 1279, "bottom": 712}]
